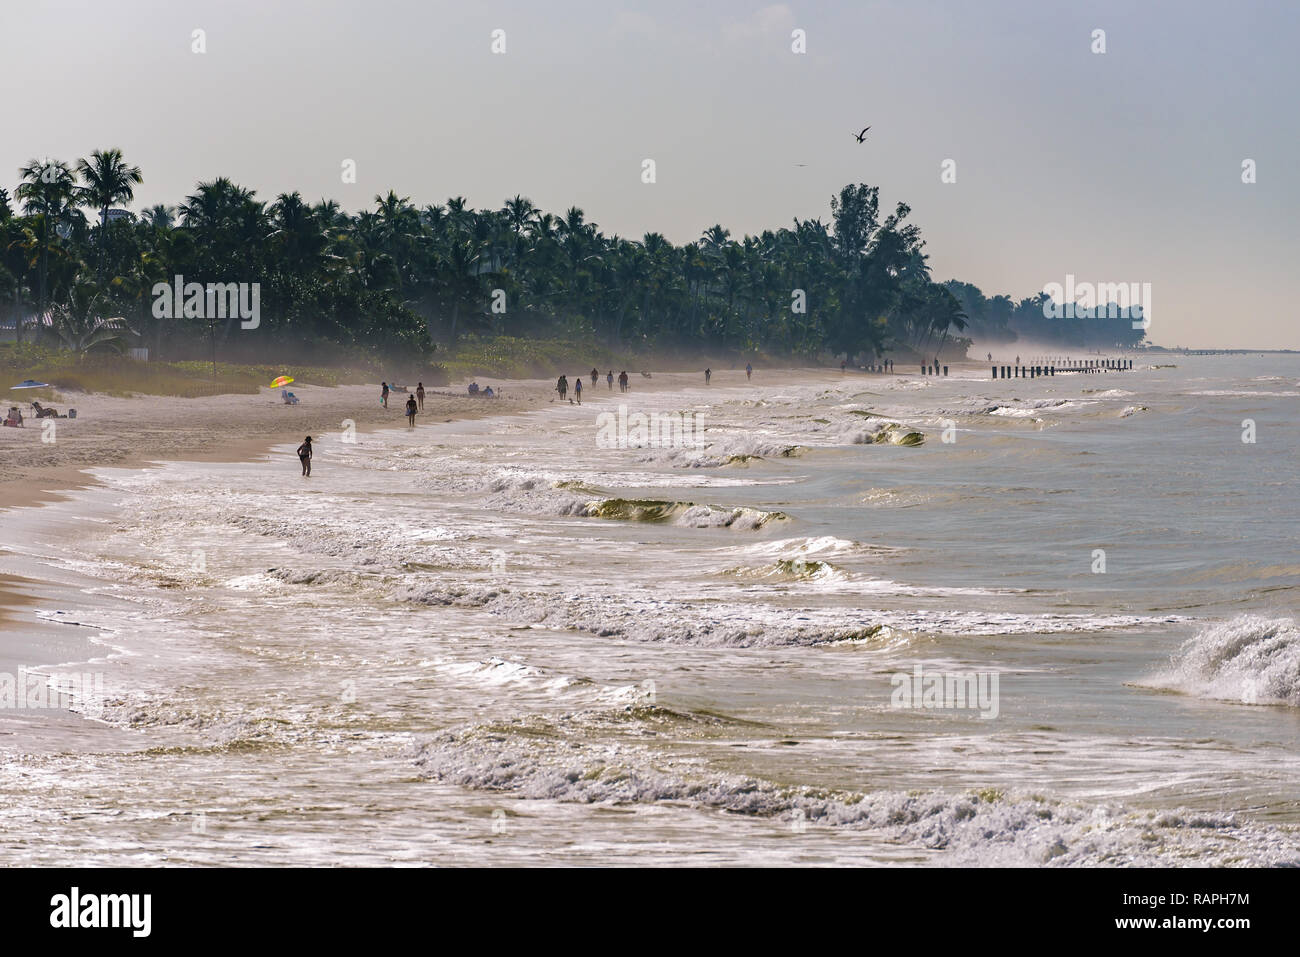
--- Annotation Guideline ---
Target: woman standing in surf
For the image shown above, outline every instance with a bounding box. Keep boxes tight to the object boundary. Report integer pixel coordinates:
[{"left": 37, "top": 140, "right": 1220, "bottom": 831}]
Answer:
[{"left": 297, "top": 436, "right": 313, "bottom": 476}]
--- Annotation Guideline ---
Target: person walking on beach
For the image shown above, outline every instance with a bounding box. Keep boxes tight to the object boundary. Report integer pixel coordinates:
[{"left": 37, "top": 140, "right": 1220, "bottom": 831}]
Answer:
[
  {"left": 405, "top": 394, "right": 418, "bottom": 427},
  {"left": 574, "top": 377, "right": 582, "bottom": 405},
  {"left": 297, "top": 436, "right": 313, "bottom": 476},
  {"left": 381, "top": 382, "right": 390, "bottom": 408},
  {"left": 705, "top": 367, "right": 711, "bottom": 385},
  {"left": 745, "top": 362, "right": 752, "bottom": 381},
  {"left": 416, "top": 382, "right": 425, "bottom": 411},
  {"left": 841, "top": 359, "right": 846, "bottom": 374},
  {"left": 591, "top": 368, "right": 599, "bottom": 387},
  {"left": 557, "top": 375, "right": 567, "bottom": 401},
  {"left": 607, "top": 370, "right": 614, "bottom": 390},
  {"left": 618, "top": 370, "right": 628, "bottom": 393}
]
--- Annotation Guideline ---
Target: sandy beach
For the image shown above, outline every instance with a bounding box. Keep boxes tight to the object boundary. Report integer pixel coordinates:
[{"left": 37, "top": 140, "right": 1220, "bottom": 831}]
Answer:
[
  {"left": 2, "top": 355, "right": 1299, "bottom": 867},
  {"left": 0, "top": 366, "right": 877, "bottom": 512},
  {"left": 0, "top": 364, "right": 861, "bottom": 633}
]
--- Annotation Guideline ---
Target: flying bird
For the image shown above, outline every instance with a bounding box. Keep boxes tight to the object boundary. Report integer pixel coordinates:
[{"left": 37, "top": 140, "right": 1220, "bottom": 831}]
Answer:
[{"left": 853, "top": 126, "right": 871, "bottom": 143}]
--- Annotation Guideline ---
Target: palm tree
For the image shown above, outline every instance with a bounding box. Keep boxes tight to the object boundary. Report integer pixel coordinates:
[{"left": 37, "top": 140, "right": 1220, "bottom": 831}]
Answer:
[
  {"left": 439, "top": 238, "right": 484, "bottom": 342},
  {"left": 47, "top": 281, "right": 131, "bottom": 354},
  {"left": 927, "top": 286, "right": 968, "bottom": 357},
  {"left": 444, "top": 196, "right": 471, "bottom": 235},
  {"left": 140, "top": 204, "right": 175, "bottom": 229},
  {"left": 16, "top": 159, "right": 79, "bottom": 318},
  {"left": 700, "top": 224, "right": 731, "bottom": 253},
  {"left": 269, "top": 191, "right": 325, "bottom": 272},
  {"left": 0, "top": 214, "right": 31, "bottom": 345},
  {"left": 502, "top": 195, "right": 538, "bottom": 236},
  {"left": 77, "top": 149, "right": 143, "bottom": 280}
]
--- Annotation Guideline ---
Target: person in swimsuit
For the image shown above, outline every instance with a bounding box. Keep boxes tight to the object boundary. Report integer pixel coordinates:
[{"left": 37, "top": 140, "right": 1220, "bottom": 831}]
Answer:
[
  {"left": 381, "top": 382, "right": 390, "bottom": 408},
  {"left": 405, "top": 394, "right": 418, "bottom": 427},
  {"left": 297, "top": 436, "right": 313, "bottom": 476},
  {"left": 416, "top": 382, "right": 425, "bottom": 411},
  {"left": 574, "top": 377, "right": 582, "bottom": 405}
]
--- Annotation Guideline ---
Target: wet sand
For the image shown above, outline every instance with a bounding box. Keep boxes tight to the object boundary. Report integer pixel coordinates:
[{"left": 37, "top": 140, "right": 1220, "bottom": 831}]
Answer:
[{"left": 1, "top": 367, "right": 886, "bottom": 511}]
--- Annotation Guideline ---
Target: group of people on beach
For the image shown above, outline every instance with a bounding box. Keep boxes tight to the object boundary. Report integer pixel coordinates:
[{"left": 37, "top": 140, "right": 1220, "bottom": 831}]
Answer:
[
  {"left": 298, "top": 378, "right": 428, "bottom": 475},
  {"left": 842, "top": 359, "right": 893, "bottom": 373},
  {"left": 380, "top": 381, "right": 428, "bottom": 429},
  {"left": 381, "top": 381, "right": 427, "bottom": 413},
  {"left": 557, "top": 370, "right": 634, "bottom": 403},
  {"left": 557, "top": 363, "right": 754, "bottom": 403},
  {"left": 300, "top": 363, "right": 762, "bottom": 475}
]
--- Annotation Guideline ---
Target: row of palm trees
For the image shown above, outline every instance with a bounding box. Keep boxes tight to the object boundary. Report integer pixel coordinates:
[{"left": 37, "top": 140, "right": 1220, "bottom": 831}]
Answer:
[
  {"left": 944, "top": 279, "right": 1147, "bottom": 349},
  {"left": 1, "top": 150, "right": 972, "bottom": 361}
]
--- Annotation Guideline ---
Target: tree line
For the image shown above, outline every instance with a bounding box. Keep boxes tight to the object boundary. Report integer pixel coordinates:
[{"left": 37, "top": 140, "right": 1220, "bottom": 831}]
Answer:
[
  {"left": 1, "top": 149, "right": 1137, "bottom": 365},
  {"left": 944, "top": 281, "right": 1148, "bottom": 351}
]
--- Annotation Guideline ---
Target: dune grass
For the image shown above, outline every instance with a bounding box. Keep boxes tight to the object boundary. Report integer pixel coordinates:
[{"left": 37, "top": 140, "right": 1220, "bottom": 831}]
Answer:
[
  {"left": 437, "top": 336, "right": 788, "bottom": 381},
  {"left": 438, "top": 337, "right": 629, "bottom": 381},
  {"left": 3, "top": 334, "right": 819, "bottom": 401},
  {"left": 0, "top": 344, "right": 375, "bottom": 399}
]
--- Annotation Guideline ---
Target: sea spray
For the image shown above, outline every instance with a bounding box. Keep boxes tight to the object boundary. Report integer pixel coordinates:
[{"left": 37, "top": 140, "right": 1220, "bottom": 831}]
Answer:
[{"left": 1143, "top": 615, "right": 1300, "bottom": 706}]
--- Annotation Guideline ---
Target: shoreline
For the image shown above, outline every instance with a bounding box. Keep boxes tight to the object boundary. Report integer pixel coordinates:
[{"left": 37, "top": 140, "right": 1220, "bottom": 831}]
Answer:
[
  {"left": 0, "top": 383, "right": 525, "bottom": 513},
  {"left": 1, "top": 356, "right": 1295, "bottom": 866},
  {"left": 0, "top": 366, "right": 856, "bottom": 628},
  {"left": 1, "top": 365, "right": 894, "bottom": 513}
]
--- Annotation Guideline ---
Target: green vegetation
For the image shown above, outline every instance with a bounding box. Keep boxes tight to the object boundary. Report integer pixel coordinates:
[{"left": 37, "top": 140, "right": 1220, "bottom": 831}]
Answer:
[
  {"left": 438, "top": 336, "right": 625, "bottom": 381},
  {"left": 1, "top": 153, "right": 986, "bottom": 368},
  {"left": 945, "top": 280, "right": 1147, "bottom": 349},
  {"left": 1, "top": 151, "right": 1139, "bottom": 377},
  {"left": 0, "top": 342, "right": 373, "bottom": 398}
]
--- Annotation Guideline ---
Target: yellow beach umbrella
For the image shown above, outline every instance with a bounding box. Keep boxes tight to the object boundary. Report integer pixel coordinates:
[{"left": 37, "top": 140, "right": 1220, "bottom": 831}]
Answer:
[{"left": 270, "top": 375, "right": 294, "bottom": 389}]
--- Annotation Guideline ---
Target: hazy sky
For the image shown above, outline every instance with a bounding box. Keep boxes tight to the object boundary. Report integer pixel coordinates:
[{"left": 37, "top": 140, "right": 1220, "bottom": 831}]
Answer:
[{"left": 4, "top": 0, "right": 1297, "bottom": 348}]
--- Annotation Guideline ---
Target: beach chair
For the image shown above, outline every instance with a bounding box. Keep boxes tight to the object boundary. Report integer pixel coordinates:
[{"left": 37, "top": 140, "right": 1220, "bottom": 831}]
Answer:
[{"left": 282, "top": 391, "right": 299, "bottom": 405}]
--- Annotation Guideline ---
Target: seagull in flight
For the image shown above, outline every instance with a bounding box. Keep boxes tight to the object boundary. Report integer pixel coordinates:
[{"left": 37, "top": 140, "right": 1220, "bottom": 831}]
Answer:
[{"left": 853, "top": 126, "right": 871, "bottom": 143}]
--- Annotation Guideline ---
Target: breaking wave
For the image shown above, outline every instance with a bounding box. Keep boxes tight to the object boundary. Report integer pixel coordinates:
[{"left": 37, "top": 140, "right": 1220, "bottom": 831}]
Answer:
[
  {"left": 578, "top": 498, "right": 788, "bottom": 529},
  {"left": 414, "top": 716, "right": 1300, "bottom": 866},
  {"left": 725, "top": 558, "right": 849, "bottom": 583},
  {"left": 1140, "top": 615, "right": 1300, "bottom": 707}
]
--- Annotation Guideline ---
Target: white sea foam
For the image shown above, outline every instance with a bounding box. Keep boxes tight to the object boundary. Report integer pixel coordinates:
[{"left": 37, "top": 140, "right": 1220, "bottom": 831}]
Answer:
[
  {"left": 6, "top": 359, "right": 1296, "bottom": 866},
  {"left": 413, "top": 717, "right": 1300, "bottom": 866},
  {"left": 722, "top": 535, "right": 886, "bottom": 559},
  {"left": 1141, "top": 615, "right": 1300, "bottom": 706},
  {"left": 388, "top": 577, "right": 1168, "bottom": 646}
]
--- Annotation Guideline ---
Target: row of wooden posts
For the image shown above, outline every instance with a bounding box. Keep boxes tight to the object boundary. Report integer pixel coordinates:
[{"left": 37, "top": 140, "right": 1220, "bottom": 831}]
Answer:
[
  {"left": 861, "top": 358, "right": 1135, "bottom": 379},
  {"left": 992, "top": 358, "right": 1134, "bottom": 379}
]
